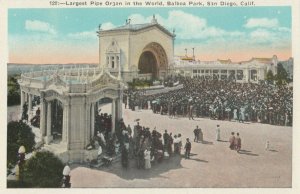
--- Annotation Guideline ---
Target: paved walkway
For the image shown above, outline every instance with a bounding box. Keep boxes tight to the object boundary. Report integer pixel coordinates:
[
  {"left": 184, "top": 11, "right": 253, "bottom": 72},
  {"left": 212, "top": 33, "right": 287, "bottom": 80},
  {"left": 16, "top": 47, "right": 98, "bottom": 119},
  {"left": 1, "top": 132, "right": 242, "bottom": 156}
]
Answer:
[{"left": 70, "top": 105, "right": 292, "bottom": 188}]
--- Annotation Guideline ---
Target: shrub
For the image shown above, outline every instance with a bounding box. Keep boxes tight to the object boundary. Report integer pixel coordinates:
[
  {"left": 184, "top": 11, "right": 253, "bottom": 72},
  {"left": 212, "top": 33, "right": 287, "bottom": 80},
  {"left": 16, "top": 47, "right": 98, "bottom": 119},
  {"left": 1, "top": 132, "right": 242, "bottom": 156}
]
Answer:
[
  {"left": 23, "top": 151, "right": 64, "bottom": 188},
  {"left": 7, "top": 121, "right": 35, "bottom": 168}
]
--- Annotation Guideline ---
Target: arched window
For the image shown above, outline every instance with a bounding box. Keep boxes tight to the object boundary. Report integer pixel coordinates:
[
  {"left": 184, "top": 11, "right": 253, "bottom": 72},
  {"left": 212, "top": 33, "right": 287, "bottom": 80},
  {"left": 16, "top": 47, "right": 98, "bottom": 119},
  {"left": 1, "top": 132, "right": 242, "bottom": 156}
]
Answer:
[
  {"left": 116, "top": 56, "right": 119, "bottom": 66},
  {"left": 111, "top": 57, "right": 115, "bottom": 68}
]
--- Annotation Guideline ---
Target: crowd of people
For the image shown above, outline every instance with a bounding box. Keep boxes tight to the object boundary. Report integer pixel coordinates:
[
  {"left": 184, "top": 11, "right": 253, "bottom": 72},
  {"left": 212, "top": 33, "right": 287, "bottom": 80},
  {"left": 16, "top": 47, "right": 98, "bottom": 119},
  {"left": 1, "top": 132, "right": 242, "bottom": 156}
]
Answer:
[
  {"left": 119, "top": 122, "right": 190, "bottom": 169},
  {"left": 125, "top": 77, "right": 293, "bottom": 126},
  {"left": 91, "top": 118, "right": 197, "bottom": 169}
]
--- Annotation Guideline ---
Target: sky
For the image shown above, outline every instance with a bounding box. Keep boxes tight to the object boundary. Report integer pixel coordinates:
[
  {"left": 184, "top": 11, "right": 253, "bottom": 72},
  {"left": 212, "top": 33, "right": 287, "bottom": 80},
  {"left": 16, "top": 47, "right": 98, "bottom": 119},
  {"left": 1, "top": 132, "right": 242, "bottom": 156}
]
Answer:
[{"left": 8, "top": 7, "right": 291, "bottom": 64}]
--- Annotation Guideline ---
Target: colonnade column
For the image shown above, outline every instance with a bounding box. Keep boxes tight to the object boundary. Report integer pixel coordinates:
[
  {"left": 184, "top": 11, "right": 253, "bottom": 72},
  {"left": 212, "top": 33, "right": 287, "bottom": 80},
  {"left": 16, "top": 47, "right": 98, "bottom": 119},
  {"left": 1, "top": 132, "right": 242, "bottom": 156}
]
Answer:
[
  {"left": 40, "top": 93, "right": 46, "bottom": 137},
  {"left": 28, "top": 94, "right": 33, "bottom": 120},
  {"left": 91, "top": 103, "right": 95, "bottom": 138},
  {"left": 244, "top": 68, "right": 249, "bottom": 82},
  {"left": 62, "top": 103, "right": 70, "bottom": 143},
  {"left": 112, "top": 99, "right": 116, "bottom": 133},
  {"left": 45, "top": 101, "right": 53, "bottom": 144},
  {"left": 119, "top": 91, "right": 123, "bottom": 119},
  {"left": 234, "top": 70, "right": 237, "bottom": 80},
  {"left": 20, "top": 90, "right": 24, "bottom": 118}
]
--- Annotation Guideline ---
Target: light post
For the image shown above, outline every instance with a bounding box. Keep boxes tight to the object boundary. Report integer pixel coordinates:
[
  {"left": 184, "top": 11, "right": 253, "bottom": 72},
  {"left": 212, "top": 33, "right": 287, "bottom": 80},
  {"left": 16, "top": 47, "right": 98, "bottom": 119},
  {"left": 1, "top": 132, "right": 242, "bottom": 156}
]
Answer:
[{"left": 62, "top": 163, "right": 71, "bottom": 188}]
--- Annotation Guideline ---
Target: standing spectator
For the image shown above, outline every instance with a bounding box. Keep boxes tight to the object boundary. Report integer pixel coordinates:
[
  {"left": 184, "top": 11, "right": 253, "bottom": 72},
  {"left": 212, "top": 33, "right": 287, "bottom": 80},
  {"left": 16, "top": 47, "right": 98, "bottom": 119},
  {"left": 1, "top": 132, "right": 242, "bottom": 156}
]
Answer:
[
  {"left": 235, "top": 133, "right": 241, "bottom": 152},
  {"left": 173, "top": 135, "right": 179, "bottom": 154},
  {"left": 184, "top": 138, "right": 191, "bottom": 159},
  {"left": 127, "top": 124, "right": 132, "bottom": 136},
  {"left": 178, "top": 134, "right": 182, "bottom": 154},
  {"left": 144, "top": 148, "right": 151, "bottom": 169},
  {"left": 168, "top": 133, "right": 173, "bottom": 155},
  {"left": 229, "top": 132, "right": 235, "bottom": 150},
  {"left": 193, "top": 126, "right": 199, "bottom": 142},
  {"left": 198, "top": 128, "right": 203, "bottom": 143},
  {"left": 121, "top": 147, "right": 129, "bottom": 169},
  {"left": 216, "top": 125, "right": 221, "bottom": 141}
]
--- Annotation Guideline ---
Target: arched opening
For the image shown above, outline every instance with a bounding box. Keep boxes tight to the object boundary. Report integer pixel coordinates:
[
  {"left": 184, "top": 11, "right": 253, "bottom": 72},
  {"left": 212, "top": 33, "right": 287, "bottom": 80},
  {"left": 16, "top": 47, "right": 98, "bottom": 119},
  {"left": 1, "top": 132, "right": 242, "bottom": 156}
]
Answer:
[
  {"left": 138, "top": 42, "right": 168, "bottom": 80},
  {"left": 51, "top": 99, "right": 63, "bottom": 141},
  {"left": 138, "top": 51, "right": 158, "bottom": 78},
  {"left": 94, "top": 97, "right": 113, "bottom": 139}
]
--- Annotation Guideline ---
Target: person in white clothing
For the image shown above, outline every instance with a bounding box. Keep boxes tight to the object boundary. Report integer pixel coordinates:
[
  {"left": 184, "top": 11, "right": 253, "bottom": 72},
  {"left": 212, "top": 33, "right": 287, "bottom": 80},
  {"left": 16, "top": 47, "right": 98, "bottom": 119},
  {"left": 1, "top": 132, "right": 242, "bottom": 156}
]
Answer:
[{"left": 144, "top": 148, "right": 151, "bottom": 169}]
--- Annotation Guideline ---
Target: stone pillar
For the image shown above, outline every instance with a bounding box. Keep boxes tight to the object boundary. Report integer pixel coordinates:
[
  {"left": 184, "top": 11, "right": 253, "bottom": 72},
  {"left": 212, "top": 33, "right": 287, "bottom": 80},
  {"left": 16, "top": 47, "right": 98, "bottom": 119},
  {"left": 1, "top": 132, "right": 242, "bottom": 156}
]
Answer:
[
  {"left": 62, "top": 103, "right": 69, "bottom": 143},
  {"left": 20, "top": 90, "right": 24, "bottom": 117},
  {"left": 40, "top": 93, "right": 46, "bottom": 137},
  {"left": 112, "top": 99, "right": 116, "bottom": 133},
  {"left": 91, "top": 103, "right": 95, "bottom": 138},
  {"left": 25, "top": 93, "right": 28, "bottom": 103},
  {"left": 28, "top": 94, "right": 33, "bottom": 120},
  {"left": 119, "top": 91, "right": 123, "bottom": 119},
  {"left": 45, "top": 101, "right": 53, "bottom": 144},
  {"left": 118, "top": 55, "right": 121, "bottom": 79}
]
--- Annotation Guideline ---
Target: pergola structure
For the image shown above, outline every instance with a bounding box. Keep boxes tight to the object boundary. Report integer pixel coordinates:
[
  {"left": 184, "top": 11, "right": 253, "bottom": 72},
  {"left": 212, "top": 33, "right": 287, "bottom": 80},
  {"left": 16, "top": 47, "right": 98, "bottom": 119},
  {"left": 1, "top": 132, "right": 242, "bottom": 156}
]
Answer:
[{"left": 18, "top": 67, "right": 124, "bottom": 162}]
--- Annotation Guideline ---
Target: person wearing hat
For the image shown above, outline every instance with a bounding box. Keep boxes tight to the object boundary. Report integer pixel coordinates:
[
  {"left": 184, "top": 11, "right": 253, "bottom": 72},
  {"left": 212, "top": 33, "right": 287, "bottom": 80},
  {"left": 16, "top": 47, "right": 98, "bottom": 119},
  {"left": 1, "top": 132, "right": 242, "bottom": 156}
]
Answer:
[{"left": 184, "top": 138, "right": 191, "bottom": 159}]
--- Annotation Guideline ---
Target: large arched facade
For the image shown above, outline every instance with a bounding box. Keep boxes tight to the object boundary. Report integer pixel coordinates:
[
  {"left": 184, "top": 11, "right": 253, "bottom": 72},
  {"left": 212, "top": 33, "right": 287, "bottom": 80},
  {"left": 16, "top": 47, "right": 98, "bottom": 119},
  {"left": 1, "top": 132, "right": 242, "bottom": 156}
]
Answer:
[
  {"left": 138, "top": 42, "right": 168, "bottom": 79},
  {"left": 98, "top": 18, "right": 175, "bottom": 82}
]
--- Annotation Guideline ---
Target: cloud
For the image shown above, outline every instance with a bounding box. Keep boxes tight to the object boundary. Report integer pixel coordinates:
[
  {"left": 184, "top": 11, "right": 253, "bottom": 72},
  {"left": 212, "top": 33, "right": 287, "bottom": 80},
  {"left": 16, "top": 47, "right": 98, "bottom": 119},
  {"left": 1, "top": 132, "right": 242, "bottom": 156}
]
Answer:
[
  {"left": 249, "top": 29, "right": 275, "bottom": 44},
  {"left": 67, "top": 30, "right": 97, "bottom": 40},
  {"left": 25, "top": 20, "right": 56, "bottom": 34},
  {"left": 128, "top": 11, "right": 228, "bottom": 40},
  {"left": 101, "top": 22, "right": 116, "bottom": 30},
  {"left": 244, "top": 18, "right": 279, "bottom": 28}
]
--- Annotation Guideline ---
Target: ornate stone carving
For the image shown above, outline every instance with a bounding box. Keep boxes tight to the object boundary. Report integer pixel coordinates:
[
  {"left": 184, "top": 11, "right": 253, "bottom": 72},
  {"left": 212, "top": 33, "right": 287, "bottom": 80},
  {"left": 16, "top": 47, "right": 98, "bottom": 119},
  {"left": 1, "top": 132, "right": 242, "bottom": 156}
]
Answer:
[{"left": 106, "top": 39, "right": 120, "bottom": 53}]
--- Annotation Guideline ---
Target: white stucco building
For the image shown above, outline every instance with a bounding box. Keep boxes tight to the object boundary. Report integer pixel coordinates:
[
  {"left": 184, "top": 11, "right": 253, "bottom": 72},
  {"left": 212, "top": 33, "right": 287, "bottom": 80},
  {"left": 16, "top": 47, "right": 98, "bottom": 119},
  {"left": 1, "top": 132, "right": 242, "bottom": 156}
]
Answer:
[
  {"left": 172, "top": 55, "right": 279, "bottom": 83},
  {"left": 18, "top": 68, "right": 124, "bottom": 162},
  {"left": 98, "top": 15, "right": 175, "bottom": 81}
]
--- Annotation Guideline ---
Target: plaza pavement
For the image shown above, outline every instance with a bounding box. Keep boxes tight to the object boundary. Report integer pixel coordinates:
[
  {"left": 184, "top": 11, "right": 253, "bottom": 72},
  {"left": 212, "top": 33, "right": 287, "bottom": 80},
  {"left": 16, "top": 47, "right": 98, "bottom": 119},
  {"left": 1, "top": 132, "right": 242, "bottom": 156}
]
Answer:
[{"left": 70, "top": 105, "right": 292, "bottom": 188}]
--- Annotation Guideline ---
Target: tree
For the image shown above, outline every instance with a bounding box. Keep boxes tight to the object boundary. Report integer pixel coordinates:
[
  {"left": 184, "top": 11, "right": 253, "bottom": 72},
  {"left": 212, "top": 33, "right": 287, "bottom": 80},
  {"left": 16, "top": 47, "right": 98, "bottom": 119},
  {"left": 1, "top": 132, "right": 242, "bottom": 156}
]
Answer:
[
  {"left": 7, "top": 121, "right": 35, "bottom": 168},
  {"left": 275, "top": 63, "right": 288, "bottom": 85},
  {"left": 23, "top": 151, "right": 64, "bottom": 188},
  {"left": 7, "top": 75, "right": 21, "bottom": 106}
]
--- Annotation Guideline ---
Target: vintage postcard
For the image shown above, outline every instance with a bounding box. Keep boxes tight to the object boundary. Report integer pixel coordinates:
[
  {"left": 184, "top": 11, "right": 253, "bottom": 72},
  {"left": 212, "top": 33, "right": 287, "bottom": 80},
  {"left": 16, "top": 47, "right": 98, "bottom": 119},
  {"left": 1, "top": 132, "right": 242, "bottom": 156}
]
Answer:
[{"left": 1, "top": 0, "right": 300, "bottom": 193}]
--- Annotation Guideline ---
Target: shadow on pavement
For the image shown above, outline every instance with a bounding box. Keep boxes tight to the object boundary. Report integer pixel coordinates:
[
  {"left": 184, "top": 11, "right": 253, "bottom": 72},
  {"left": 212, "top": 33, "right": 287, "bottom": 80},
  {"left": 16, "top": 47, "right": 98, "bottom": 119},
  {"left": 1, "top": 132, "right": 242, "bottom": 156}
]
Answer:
[
  {"left": 217, "top": 140, "right": 228, "bottom": 143},
  {"left": 201, "top": 140, "right": 213, "bottom": 145},
  {"left": 187, "top": 158, "right": 208, "bottom": 163},
  {"left": 238, "top": 149, "right": 259, "bottom": 156},
  {"left": 101, "top": 154, "right": 184, "bottom": 180},
  {"left": 269, "top": 149, "right": 278, "bottom": 152}
]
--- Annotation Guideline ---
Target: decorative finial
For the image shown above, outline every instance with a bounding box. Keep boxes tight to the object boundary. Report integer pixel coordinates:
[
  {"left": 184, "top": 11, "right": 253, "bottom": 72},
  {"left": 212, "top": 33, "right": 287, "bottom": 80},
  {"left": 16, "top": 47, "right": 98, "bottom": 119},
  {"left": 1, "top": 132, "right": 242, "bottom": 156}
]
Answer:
[{"left": 151, "top": 14, "right": 158, "bottom": 23}]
